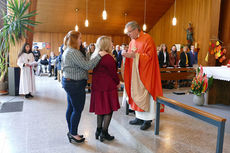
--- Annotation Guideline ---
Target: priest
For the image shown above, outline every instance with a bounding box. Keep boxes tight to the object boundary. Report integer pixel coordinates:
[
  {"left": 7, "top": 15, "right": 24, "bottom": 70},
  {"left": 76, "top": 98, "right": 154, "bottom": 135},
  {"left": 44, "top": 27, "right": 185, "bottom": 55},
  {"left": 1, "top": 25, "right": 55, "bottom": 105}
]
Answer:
[{"left": 122, "top": 21, "right": 164, "bottom": 130}]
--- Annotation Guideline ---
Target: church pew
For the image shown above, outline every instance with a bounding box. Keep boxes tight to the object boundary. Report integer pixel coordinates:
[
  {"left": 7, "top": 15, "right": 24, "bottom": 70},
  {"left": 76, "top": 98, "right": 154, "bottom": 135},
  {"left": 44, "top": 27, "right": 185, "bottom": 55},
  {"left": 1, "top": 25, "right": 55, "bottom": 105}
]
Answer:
[
  {"left": 160, "top": 67, "right": 196, "bottom": 88},
  {"left": 124, "top": 67, "right": 196, "bottom": 115},
  {"left": 155, "top": 96, "right": 226, "bottom": 153}
]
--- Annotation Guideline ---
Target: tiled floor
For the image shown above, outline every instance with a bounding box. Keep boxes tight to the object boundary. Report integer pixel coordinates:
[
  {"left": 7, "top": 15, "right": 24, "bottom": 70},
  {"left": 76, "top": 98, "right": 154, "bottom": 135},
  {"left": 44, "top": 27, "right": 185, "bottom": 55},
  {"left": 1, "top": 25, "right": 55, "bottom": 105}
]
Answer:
[{"left": 0, "top": 76, "right": 229, "bottom": 153}]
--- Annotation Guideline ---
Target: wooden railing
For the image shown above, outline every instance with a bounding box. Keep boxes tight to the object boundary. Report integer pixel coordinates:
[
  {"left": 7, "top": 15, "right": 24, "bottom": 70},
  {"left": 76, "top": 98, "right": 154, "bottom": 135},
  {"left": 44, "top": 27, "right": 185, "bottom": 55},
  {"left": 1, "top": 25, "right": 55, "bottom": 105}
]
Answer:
[{"left": 155, "top": 96, "right": 226, "bottom": 153}]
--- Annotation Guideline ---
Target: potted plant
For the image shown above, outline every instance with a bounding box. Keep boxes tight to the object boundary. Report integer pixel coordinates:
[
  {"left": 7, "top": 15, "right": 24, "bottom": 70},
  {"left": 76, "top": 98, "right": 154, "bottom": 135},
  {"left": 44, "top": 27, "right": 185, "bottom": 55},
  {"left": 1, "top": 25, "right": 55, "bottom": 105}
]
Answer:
[
  {"left": 0, "top": 44, "right": 8, "bottom": 94},
  {"left": 190, "top": 65, "right": 213, "bottom": 105},
  {"left": 0, "top": 0, "right": 39, "bottom": 94}
]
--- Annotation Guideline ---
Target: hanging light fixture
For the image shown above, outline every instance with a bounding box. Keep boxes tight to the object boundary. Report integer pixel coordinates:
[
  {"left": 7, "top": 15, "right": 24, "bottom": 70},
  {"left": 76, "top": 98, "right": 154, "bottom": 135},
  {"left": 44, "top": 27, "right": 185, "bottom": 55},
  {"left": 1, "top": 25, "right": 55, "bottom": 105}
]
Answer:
[
  {"left": 85, "top": 19, "right": 89, "bottom": 27},
  {"left": 75, "top": 8, "right": 79, "bottom": 31},
  {"left": 102, "top": 0, "right": 107, "bottom": 20},
  {"left": 142, "top": 0, "right": 147, "bottom": 31},
  {"left": 124, "top": 12, "right": 127, "bottom": 34},
  {"left": 85, "top": 0, "right": 89, "bottom": 27},
  {"left": 75, "top": 25, "right": 79, "bottom": 31},
  {"left": 172, "top": 0, "right": 177, "bottom": 26}
]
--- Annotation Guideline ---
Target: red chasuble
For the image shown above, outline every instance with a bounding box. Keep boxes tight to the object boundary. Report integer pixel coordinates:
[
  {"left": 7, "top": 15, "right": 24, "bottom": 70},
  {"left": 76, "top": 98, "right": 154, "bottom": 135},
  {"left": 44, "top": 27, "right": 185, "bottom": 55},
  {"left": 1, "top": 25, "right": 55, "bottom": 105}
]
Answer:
[{"left": 124, "top": 31, "right": 164, "bottom": 112}]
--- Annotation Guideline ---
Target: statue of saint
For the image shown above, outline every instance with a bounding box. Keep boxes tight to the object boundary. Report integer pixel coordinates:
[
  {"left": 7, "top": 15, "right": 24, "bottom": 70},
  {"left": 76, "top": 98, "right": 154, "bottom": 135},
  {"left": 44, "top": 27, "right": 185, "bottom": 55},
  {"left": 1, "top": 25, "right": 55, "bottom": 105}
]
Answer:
[{"left": 186, "top": 23, "right": 193, "bottom": 48}]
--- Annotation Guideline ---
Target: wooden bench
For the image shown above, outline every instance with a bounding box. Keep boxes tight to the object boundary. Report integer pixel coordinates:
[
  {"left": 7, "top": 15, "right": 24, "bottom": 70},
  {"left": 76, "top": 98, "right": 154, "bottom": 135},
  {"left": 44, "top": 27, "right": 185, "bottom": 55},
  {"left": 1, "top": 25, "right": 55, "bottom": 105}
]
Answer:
[
  {"left": 160, "top": 67, "right": 196, "bottom": 88},
  {"left": 155, "top": 96, "right": 226, "bottom": 153},
  {"left": 125, "top": 67, "right": 196, "bottom": 115}
]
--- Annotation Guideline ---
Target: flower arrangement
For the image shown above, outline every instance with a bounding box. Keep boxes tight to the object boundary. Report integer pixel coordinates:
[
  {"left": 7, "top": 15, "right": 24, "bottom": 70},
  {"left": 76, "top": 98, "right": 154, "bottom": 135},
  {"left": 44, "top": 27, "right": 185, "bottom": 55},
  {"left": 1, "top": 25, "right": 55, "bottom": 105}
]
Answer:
[
  {"left": 209, "top": 40, "right": 227, "bottom": 65},
  {"left": 191, "top": 65, "right": 213, "bottom": 96}
]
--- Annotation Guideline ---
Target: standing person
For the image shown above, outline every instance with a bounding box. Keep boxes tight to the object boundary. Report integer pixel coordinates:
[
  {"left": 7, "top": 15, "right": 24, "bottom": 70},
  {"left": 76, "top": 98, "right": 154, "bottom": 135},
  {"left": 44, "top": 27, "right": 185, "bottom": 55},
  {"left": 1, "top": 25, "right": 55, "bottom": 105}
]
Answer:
[
  {"left": 158, "top": 44, "right": 169, "bottom": 68},
  {"left": 32, "top": 46, "right": 40, "bottom": 75},
  {"left": 169, "top": 45, "right": 179, "bottom": 67},
  {"left": 86, "top": 43, "right": 95, "bottom": 60},
  {"left": 89, "top": 36, "right": 120, "bottom": 142},
  {"left": 117, "top": 45, "right": 123, "bottom": 68},
  {"left": 122, "top": 21, "right": 163, "bottom": 130},
  {"left": 32, "top": 46, "right": 41, "bottom": 62},
  {"left": 61, "top": 30, "right": 105, "bottom": 143},
  {"left": 179, "top": 45, "right": 190, "bottom": 87},
  {"left": 188, "top": 45, "right": 198, "bottom": 67},
  {"left": 55, "top": 44, "right": 64, "bottom": 80},
  {"left": 112, "top": 45, "right": 118, "bottom": 61},
  {"left": 17, "top": 43, "right": 36, "bottom": 98},
  {"left": 179, "top": 45, "right": 190, "bottom": 67},
  {"left": 168, "top": 45, "right": 179, "bottom": 88}
]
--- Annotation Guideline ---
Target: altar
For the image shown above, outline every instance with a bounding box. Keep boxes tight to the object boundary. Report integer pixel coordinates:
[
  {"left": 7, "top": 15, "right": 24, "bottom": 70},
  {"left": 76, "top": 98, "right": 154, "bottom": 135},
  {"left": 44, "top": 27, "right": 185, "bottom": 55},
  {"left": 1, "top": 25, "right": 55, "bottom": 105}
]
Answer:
[{"left": 203, "top": 66, "right": 230, "bottom": 105}]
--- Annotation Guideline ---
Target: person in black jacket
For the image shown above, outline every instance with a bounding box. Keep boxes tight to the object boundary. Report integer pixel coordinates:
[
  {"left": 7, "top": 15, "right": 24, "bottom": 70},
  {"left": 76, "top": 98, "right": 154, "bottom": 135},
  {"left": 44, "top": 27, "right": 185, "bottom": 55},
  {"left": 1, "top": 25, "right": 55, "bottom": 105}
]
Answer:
[
  {"left": 179, "top": 45, "right": 190, "bottom": 67},
  {"left": 158, "top": 44, "right": 169, "bottom": 68},
  {"left": 179, "top": 45, "right": 191, "bottom": 87}
]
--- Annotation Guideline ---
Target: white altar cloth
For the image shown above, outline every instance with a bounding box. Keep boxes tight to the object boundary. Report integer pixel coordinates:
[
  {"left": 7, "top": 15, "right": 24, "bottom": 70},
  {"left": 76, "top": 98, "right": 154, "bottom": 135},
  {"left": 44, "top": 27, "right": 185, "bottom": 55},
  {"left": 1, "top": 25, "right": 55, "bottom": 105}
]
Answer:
[{"left": 203, "top": 66, "right": 230, "bottom": 81}]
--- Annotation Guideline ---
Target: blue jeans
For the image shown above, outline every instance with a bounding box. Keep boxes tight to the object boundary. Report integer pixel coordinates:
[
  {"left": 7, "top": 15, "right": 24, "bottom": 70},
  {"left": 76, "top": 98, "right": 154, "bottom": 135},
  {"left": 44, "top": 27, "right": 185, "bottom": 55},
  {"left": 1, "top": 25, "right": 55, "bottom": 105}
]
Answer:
[{"left": 62, "top": 78, "right": 87, "bottom": 135}]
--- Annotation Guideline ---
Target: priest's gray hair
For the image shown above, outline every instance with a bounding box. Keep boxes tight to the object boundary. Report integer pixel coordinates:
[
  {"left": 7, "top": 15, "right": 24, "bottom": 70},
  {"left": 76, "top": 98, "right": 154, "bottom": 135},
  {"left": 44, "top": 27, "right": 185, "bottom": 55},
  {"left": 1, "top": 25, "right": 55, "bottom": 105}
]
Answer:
[{"left": 125, "top": 21, "right": 141, "bottom": 32}]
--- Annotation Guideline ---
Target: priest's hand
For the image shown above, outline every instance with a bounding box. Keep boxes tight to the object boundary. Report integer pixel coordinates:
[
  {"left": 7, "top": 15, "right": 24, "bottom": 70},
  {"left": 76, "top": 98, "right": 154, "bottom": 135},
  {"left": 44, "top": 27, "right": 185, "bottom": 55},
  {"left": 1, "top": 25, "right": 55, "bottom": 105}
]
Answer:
[{"left": 122, "top": 51, "right": 136, "bottom": 58}]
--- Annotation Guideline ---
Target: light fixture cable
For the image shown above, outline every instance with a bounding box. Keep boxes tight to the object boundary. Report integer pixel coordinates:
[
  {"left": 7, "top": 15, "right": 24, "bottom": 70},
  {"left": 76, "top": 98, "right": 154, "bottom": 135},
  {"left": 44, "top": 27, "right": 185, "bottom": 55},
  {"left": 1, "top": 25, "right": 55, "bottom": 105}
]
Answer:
[
  {"left": 172, "top": 0, "right": 177, "bottom": 26},
  {"left": 124, "top": 12, "right": 127, "bottom": 34},
  {"left": 85, "top": 0, "right": 89, "bottom": 27},
  {"left": 75, "top": 8, "right": 79, "bottom": 31},
  {"left": 174, "top": 0, "right": 176, "bottom": 17},
  {"left": 144, "top": 0, "right": 146, "bottom": 25},
  {"left": 102, "top": 0, "right": 107, "bottom": 20},
  {"left": 143, "top": 0, "right": 147, "bottom": 31}
]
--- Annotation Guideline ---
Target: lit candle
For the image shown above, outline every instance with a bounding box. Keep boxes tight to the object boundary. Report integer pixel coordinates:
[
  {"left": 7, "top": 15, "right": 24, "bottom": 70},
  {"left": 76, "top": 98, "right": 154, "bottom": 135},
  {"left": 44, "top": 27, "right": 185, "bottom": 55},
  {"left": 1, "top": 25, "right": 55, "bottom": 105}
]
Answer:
[{"left": 195, "top": 42, "right": 198, "bottom": 48}]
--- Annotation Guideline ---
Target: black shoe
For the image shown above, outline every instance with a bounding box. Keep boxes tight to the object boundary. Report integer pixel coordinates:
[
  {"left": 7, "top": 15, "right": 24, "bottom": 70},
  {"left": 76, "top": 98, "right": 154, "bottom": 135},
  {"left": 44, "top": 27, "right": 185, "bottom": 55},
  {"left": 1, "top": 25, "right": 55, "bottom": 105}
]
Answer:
[
  {"left": 95, "top": 127, "right": 102, "bottom": 140},
  {"left": 129, "top": 118, "right": 144, "bottom": 125},
  {"left": 99, "top": 130, "right": 114, "bottom": 142},
  {"left": 28, "top": 93, "right": 34, "bottom": 98},
  {"left": 54, "top": 77, "right": 57, "bottom": 80},
  {"left": 128, "top": 109, "right": 135, "bottom": 113},
  {"left": 140, "top": 121, "right": 151, "bottom": 130},
  {"left": 25, "top": 94, "right": 30, "bottom": 98},
  {"left": 67, "top": 132, "right": 83, "bottom": 139},
  {"left": 67, "top": 133, "right": 85, "bottom": 143}
]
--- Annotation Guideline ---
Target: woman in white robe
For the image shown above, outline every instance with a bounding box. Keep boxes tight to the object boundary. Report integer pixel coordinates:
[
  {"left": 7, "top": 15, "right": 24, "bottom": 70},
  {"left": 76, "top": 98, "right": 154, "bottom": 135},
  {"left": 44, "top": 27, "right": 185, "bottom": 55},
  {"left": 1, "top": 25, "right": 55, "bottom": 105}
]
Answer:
[{"left": 17, "top": 43, "right": 36, "bottom": 98}]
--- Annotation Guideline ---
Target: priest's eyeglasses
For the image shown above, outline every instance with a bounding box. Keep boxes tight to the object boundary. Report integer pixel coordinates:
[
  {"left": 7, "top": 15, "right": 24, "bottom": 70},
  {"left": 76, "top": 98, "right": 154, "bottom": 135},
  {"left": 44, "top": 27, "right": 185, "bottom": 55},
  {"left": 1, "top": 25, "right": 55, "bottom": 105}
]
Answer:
[{"left": 126, "top": 28, "right": 136, "bottom": 35}]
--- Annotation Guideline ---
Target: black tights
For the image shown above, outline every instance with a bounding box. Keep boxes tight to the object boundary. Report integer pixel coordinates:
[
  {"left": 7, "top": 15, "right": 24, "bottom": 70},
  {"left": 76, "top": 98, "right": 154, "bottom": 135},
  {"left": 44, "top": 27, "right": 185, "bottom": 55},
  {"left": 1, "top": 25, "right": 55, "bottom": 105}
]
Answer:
[{"left": 97, "top": 112, "right": 113, "bottom": 130}]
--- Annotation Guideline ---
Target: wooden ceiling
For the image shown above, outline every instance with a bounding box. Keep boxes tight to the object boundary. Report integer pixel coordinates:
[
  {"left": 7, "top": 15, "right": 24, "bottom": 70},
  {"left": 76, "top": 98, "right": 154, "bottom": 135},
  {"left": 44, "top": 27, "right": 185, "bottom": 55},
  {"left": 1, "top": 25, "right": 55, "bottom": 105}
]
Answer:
[{"left": 35, "top": 0, "right": 174, "bottom": 35}]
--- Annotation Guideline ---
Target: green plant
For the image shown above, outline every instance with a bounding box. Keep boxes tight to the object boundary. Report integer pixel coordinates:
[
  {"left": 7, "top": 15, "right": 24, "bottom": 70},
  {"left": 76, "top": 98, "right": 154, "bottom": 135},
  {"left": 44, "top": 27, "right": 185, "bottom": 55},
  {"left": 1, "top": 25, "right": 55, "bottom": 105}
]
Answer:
[
  {"left": 0, "top": 0, "right": 39, "bottom": 82},
  {"left": 191, "top": 65, "right": 213, "bottom": 96}
]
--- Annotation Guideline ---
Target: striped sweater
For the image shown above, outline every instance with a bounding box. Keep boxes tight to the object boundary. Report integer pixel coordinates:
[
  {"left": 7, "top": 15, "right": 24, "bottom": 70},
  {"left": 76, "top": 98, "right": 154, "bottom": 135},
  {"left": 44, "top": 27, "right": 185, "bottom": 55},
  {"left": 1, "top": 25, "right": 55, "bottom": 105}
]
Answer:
[{"left": 62, "top": 47, "right": 101, "bottom": 80}]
